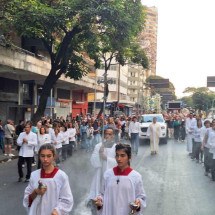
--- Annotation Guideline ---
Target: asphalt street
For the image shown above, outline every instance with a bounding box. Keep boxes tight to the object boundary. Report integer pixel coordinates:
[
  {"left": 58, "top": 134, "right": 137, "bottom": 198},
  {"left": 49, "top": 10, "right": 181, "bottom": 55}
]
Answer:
[{"left": 0, "top": 139, "right": 215, "bottom": 215}]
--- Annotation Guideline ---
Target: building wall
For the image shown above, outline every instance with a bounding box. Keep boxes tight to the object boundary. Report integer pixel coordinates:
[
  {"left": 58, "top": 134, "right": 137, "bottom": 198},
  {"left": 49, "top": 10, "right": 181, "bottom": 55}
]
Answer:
[
  {"left": 139, "top": 6, "right": 158, "bottom": 76},
  {"left": 127, "top": 6, "right": 158, "bottom": 114}
]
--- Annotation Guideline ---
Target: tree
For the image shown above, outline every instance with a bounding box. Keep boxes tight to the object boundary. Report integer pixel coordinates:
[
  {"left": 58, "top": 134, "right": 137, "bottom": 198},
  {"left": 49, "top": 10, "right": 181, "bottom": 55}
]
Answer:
[
  {"left": 84, "top": 0, "right": 149, "bottom": 118},
  {"left": 182, "top": 87, "right": 215, "bottom": 111},
  {"left": 2, "top": 0, "right": 148, "bottom": 122}
]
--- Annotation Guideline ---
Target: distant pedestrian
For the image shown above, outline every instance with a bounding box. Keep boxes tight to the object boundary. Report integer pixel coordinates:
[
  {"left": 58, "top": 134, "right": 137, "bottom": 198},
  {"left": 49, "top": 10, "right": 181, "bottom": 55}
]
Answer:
[
  {"left": 203, "top": 119, "right": 215, "bottom": 181},
  {"left": 4, "top": 119, "right": 15, "bottom": 157},
  {"left": 51, "top": 127, "right": 63, "bottom": 166},
  {"left": 37, "top": 126, "right": 51, "bottom": 169},
  {"left": 15, "top": 120, "right": 25, "bottom": 151},
  {"left": 147, "top": 117, "right": 161, "bottom": 155},
  {"left": 192, "top": 119, "right": 203, "bottom": 162},
  {"left": 23, "top": 143, "right": 73, "bottom": 214},
  {"left": 173, "top": 116, "right": 181, "bottom": 141},
  {"left": 186, "top": 113, "right": 196, "bottom": 156},
  {"left": 17, "top": 121, "right": 38, "bottom": 182},
  {"left": 0, "top": 120, "right": 5, "bottom": 154},
  {"left": 166, "top": 117, "right": 174, "bottom": 138},
  {"left": 129, "top": 116, "right": 141, "bottom": 155},
  {"left": 201, "top": 120, "right": 211, "bottom": 176}
]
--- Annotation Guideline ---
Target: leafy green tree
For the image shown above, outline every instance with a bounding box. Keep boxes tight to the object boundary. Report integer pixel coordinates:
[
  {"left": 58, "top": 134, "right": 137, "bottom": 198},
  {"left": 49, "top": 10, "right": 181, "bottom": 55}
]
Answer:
[
  {"left": 87, "top": 1, "right": 148, "bottom": 117},
  {"left": 2, "top": 0, "right": 148, "bottom": 122},
  {"left": 182, "top": 87, "right": 215, "bottom": 111}
]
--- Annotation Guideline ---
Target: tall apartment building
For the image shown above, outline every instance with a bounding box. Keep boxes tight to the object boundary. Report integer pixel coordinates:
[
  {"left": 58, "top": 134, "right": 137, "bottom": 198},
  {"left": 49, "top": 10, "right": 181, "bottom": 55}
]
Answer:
[
  {"left": 88, "top": 58, "right": 132, "bottom": 116},
  {"left": 127, "top": 6, "right": 158, "bottom": 114}
]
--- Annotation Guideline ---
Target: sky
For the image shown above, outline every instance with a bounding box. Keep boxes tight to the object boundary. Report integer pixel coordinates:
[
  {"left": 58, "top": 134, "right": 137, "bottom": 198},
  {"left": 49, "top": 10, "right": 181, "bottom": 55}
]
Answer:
[{"left": 141, "top": 0, "right": 215, "bottom": 98}]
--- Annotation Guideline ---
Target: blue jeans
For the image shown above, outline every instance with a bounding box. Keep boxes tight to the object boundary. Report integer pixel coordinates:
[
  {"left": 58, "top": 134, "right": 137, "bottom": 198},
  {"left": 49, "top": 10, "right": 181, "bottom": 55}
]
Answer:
[{"left": 131, "top": 133, "right": 139, "bottom": 154}]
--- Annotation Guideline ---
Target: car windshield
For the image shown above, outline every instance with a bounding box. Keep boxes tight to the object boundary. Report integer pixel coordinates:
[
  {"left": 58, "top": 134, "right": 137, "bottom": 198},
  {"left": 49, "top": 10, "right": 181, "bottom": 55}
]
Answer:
[{"left": 140, "top": 115, "right": 164, "bottom": 123}]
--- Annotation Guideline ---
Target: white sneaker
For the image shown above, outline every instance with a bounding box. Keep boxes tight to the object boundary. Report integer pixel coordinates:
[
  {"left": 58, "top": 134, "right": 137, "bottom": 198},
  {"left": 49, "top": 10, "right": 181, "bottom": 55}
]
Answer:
[
  {"left": 9, "top": 153, "right": 15, "bottom": 157},
  {"left": 4, "top": 154, "right": 8, "bottom": 156},
  {"left": 22, "top": 164, "right": 25, "bottom": 168},
  {"left": 31, "top": 163, "right": 36, "bottom": 167}
]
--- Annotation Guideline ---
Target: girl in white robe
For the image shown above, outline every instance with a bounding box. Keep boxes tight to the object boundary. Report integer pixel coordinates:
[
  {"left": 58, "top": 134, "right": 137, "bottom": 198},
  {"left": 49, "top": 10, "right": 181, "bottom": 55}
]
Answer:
[
  {"left": 23, "top": 143, "right": 73, "bottom": 215},
  {"left": 94, "top": 144, "right": 146, "bottom": 215}
]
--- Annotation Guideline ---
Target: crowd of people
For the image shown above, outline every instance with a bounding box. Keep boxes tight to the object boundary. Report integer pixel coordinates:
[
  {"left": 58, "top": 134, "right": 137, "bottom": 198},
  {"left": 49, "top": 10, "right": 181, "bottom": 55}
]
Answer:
[
  {"left": 1, "top": 109, "right": 215, "bottom": 214},
  {"left": 164, "top": 111, "right": 215, "bottom": 181},
  {"left": 0, "top": 114, "right": 146, "bottom": 214}
]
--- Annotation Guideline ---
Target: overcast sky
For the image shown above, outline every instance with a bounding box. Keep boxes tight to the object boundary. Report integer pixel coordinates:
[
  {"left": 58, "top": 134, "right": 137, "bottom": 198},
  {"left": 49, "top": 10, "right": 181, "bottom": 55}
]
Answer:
[{"left": 142, "top": 0, "right": 215, "bottom": 98}]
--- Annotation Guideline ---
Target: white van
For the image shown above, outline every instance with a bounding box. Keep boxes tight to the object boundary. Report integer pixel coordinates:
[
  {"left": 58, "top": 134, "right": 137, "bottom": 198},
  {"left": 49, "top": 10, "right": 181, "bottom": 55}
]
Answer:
[{"left": 139, "top": 114, "right": 168, "bottom": 144}]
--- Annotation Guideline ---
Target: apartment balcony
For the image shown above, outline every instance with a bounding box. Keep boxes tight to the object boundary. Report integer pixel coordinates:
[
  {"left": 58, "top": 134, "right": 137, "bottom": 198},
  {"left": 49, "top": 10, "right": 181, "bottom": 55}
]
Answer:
[{"left": 0, "top": 45, "right": 103, "bottom": 93}]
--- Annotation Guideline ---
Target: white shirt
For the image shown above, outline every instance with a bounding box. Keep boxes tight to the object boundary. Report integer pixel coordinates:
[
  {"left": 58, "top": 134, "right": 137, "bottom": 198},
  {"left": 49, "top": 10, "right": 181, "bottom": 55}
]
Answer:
[
  {"left": 185, "top": 117, "right": 196, "bottom": 135},
  {"left": 51, "top": 133, "right": 63, "bottom": 149},
  {"left": 17, "top": 131, "right": 38, "bottom": 157},
  {"left": 67, "top": 128, "right": 76, "bottom": 142},
  {"left": 60, "top": 130, "right": 69, "bottom": 145},
  {"left": 129, "top": 121, "right": 141, "bottom": 135},
  {"left": 37, "top": 133, "right": 51, "bottom": 151}
]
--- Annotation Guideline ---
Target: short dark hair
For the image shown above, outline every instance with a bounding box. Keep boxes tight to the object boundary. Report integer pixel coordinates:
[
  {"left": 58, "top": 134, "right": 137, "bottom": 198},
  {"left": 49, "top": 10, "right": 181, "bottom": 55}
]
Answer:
[{"left": 115, "top": 143, "right": 132, "bottom": 160}]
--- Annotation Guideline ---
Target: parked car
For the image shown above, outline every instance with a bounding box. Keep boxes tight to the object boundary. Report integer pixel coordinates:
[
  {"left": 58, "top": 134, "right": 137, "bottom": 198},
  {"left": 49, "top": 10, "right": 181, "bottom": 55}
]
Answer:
[{"left": 139, "top": 114, "right": 168, "bottom": 144}]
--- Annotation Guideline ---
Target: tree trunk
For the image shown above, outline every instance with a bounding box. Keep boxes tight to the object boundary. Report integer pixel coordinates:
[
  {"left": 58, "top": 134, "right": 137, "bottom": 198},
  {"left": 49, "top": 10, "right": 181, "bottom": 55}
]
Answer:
[{"left": 31, "top": 69, "right": 58, "bottom": 124}]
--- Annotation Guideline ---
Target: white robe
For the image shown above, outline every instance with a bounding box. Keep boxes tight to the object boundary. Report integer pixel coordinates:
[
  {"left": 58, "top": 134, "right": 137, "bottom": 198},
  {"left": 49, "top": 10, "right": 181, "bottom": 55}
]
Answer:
[
  {"left": 88, "top": 142, "right": 117, "bottom": 201},
  {"left": 185, "top": 118, "right": 196, "bottom": 153},
  {"left": 23, "top": 169, "right": 73, "bottom": 215},
  {"left": 98, "top": 168, "right": 146, "bottom": 215},
  {"left": 147, "top": 123, "right": 161, "bottom": 152}
]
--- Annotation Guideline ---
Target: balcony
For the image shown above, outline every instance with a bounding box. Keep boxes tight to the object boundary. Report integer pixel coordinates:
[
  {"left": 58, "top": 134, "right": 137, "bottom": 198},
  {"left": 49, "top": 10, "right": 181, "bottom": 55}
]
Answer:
[{"left": 0, "top": 45, "right": 103, "bottom": 93}]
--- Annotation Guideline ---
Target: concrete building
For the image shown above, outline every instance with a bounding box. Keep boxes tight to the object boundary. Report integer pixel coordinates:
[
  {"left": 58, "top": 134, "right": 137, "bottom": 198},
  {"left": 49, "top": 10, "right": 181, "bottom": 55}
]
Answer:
[
  {"left": 88, "top": 59, "right": 133, "bottom": 117},
  {"left": 127, "top": 6, "right": 158, "bottom": 114},
  {"left": 0, "top": 36, "right": 102, "bottom": 123}
]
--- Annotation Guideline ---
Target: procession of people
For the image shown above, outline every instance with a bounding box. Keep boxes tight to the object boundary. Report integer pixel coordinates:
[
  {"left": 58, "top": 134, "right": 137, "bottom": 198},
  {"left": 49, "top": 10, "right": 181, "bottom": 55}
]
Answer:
[{"left": 1, "top": 108, "right": 215, "bottom": 214}]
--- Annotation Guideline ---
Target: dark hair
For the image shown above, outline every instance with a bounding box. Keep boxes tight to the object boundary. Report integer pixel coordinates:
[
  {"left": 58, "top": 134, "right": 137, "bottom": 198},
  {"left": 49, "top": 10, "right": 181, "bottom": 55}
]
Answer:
[
  {"left": 25, "top": 120, "right": 33, "bottom": 127},
  {"left": 39, "top": 126, "right": 47, "bottom": 134},
  {"left": 204, "top": 120, "right": 211, "bottom": 126},
  {"left": 38, "top": 143, "right": 56, "bottom": 157},
  {"left": 196, "top": 119, "right": 202, "bottom": 128},
  {"left": 115, "top": 143, "right": 132, "bottom": 162}
]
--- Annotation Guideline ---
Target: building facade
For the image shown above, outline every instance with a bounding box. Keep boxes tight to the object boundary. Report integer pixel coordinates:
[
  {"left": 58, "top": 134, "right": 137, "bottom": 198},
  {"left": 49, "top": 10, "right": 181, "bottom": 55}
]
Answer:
[
  {"left": 127, "top": 6, "right": 158, "bottom": 114},
  {"left": 0, "top": 36, "right": 102, "bottom": 123}
]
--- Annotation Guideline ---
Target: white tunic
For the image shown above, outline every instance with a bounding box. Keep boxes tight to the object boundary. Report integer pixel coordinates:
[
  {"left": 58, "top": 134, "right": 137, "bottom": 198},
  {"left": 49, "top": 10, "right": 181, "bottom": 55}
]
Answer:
[
  {"left": 147, "top": 123, "right": 161, "bottom": 152},
  {"left": 51, "top": 133, "right": 63, "bottom": 149},
  {"left": 23, "top": 169, "right": 73, "bottom": 215},
  {"left": 17, "top": 131, "right": 38, "bottom": 157},
  {"left": 98, "top": 168, "right": 146, "bottom": 215},
  {"left": 37, "top": 133, "right": 51, "bottom": 152},
  {"left": 67, "top": 128, "right": 76, "bottom": 142},
  {"left": 60, "top": 131, "right": 69, "bottom": 145}
]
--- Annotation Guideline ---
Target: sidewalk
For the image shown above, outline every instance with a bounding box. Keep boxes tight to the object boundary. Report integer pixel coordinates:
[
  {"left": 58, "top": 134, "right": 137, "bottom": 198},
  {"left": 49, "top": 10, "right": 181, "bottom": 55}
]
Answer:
[{"left": 0, "top": 147, "right": 19, "bottom": 163}]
